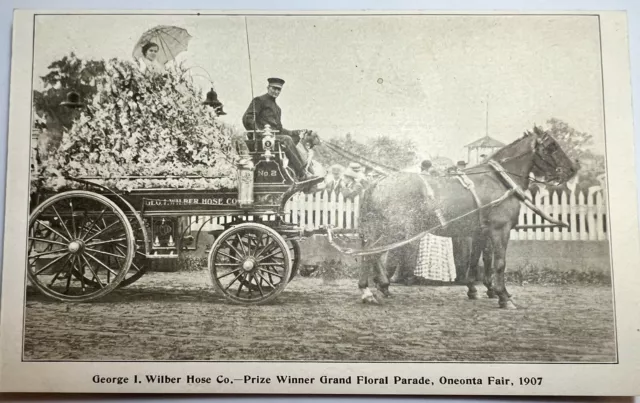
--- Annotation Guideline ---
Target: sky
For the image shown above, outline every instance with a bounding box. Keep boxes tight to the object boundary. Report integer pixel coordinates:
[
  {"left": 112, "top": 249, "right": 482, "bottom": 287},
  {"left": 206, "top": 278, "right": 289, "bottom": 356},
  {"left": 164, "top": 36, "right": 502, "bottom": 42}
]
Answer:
[{"left": 32, "top": 13, "right": 605, "bottom": 162}]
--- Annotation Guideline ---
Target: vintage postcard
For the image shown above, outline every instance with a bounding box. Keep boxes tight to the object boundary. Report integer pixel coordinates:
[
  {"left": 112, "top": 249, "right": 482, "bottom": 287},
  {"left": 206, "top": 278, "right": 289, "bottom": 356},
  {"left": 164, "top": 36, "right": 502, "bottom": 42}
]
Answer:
[{"left": 0, "top": 9, "right": 639, "bottom": 396}]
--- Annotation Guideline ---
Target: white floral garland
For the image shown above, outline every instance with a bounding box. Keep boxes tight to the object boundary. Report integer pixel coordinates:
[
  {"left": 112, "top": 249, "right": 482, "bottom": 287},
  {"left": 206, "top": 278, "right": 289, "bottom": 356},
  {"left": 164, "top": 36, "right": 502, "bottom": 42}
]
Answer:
[{"left": 33, "top": 59, "right": 240, "bottom": 194}]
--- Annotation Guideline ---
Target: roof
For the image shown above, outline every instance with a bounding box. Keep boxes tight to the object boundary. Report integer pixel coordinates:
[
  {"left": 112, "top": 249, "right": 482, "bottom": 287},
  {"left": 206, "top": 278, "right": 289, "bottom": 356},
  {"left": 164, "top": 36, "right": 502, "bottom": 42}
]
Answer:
[{"left": 464, "top": 136, "right": 505, "bottom": 149}]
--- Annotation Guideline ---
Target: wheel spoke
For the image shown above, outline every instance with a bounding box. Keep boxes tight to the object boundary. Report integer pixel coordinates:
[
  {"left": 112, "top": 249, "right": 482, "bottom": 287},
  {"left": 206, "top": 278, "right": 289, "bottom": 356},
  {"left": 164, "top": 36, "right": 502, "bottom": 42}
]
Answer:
[
  {"left": 235, "top": 234, "right": 248, "bottom": 255},
  {"left": 69, "top": 200, "right": 77, "bottom": 238},
  {"left": 63, "top": 255, "right": 76, "bottom": 294},
  {"left": 216, "top": 250, "right": 241, "bottom": 262},
  {"left": 85, "top": 252, "right": 119, "bottom": 276},
  {"left": 259, "top": 267, "right": 284, "bottom": 278},
  {"left": 236, "top": 274, "right": 245, "bottom": 296},
  {"left": 84, "top": 220, "right": 120, "bottom": 243},
  {"left": 28, "top": 237, "right": 68, "bottom": 247},
  {"left": 216, "top": 267, "right": 243, "bottom": 279},
  {"left": 254, "top": 273, "right": 264, "bottom": 296},
  {"left": 84, "top": 247, "right": 126, "bottom": 259},
  {"left": 48, "top": 255, "right": 72, "bottom": 287},
  {"left": 224, "top": 240, "right": 245, "bottom": 259},
  {"left": 35, "top": 220, "right": 70, "bottom": 243},
  {"left": 80, "top": 207, "right": 107, "bottom": 240},
  {"left": 29, "top": 248, "right": 68, "bottom": 260},
  {"left": 81, "top": 254, "right": 105, "bottom": 289},
  {"left": 223, "top": 271, "right": 244, "bottom": 291},
  {"left": 258, "top": 248, "right": 285, "bottom": 262},
  {"left": 33, "top": 252, "right": 70, "bottom": 275},
  {"left": 214, "top": 263, "right": 241, "bottom": 267},
  {"left": 115, "top": 245, "right": 140, "bottom": 274},
  {"left": 85, "top": 237, "right": 127, "bottom": 247},
  {"left": 257, "top": 271, "right": 276, "bottom": 288},
  {"left": 254, "top": 239, "right": 277, "bottom": 260},
  {"left": 50, "top": 205, "right": 73, "bottom": 240}
]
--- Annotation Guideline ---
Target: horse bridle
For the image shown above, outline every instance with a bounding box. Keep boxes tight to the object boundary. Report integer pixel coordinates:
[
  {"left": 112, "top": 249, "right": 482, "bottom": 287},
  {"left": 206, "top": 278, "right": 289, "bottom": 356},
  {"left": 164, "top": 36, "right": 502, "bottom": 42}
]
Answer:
[{"left": 531, "top": 133, "right": 568, "bottom": 182}]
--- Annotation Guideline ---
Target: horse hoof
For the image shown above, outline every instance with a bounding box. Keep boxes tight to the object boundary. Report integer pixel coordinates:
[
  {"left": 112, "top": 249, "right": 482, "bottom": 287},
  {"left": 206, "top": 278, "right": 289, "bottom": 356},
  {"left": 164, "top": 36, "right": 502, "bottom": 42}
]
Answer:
[
  {"left": 467, "top": 292, "right": 478, "bottom": 300},
  {"left": 377, "top": 288, "right": 392, "bottom": 298},
  {"left": 362, "top": 295, "right": 379, "bottom": 304},
  {"left": 486, "top": 290, "right": 497, "bottom": 299},
  {"left": 499, "top": 300, "right": 517, "bottom": 310}
]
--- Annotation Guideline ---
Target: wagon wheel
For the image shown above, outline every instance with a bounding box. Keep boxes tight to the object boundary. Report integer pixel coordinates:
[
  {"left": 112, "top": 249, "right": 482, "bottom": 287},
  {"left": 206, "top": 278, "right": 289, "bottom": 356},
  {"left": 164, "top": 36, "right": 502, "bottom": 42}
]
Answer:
[
  {"left": 74, "top": 213, "right": 147, "bottom": 289},
  {"left": 209, "top": 223, "right": 291, "bottom": 305},
  {"left": 27, "top": 191, "right": 135, "bottom": 302}
]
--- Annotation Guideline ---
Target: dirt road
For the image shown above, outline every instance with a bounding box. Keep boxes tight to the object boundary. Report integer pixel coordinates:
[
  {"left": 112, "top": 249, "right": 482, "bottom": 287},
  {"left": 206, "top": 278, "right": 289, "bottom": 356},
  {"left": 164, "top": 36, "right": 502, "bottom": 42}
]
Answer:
[{"left": 24, "top": 271, "right": 616, "bottom": 362}]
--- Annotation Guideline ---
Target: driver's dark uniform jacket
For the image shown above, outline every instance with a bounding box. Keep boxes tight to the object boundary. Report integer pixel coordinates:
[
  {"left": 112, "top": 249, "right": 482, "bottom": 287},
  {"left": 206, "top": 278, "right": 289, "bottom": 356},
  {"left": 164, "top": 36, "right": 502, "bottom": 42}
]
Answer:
[{"left": 242, "top": 93, "right": 305, "bottom": 177}]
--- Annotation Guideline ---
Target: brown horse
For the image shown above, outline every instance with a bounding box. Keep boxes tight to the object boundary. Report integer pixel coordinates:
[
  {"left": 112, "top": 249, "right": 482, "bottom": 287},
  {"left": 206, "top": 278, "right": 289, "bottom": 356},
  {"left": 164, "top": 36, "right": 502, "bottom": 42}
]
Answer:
[{"left": 355, "top": 126, "right": 577, "bottom": 309}]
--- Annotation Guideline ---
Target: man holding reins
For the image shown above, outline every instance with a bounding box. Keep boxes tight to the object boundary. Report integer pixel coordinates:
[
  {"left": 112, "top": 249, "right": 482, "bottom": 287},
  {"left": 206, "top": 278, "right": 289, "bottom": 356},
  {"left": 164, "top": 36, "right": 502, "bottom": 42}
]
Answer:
[{"left": 242, "top": 77, "right": 321, "bottom": 186}]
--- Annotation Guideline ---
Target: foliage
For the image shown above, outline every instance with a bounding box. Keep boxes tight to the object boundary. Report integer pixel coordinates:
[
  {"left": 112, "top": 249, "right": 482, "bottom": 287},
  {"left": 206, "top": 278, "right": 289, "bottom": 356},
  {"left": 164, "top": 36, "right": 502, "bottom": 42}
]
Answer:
[
  {"left": 33, "top": 53, "right": 107, "bottom": 152},
  {"left": 301, "top": 258, "right": 360, "bottom": 281},
  {"left": 178, "top": 255, "right": 208, "bottom": 272},
  {"left": 504, "top": 262, "right": 611, "bottom": 286},
  {"left": 33, "top": 58, "right": 240, "bottom": 192},
  {"left": 314, "top": 132, "right": 419, "bottom": 170},
  {"left": 545, "top": 118, "right": 605, "bottom": 174},
  {"left": 298, "top": 259, "right": 610, "bottom": 286}
]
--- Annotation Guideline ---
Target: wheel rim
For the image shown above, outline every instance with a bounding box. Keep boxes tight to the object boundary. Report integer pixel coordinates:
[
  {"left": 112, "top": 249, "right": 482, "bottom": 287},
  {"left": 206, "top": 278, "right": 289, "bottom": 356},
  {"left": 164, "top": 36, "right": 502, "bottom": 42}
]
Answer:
[
  {"left": 287, "top": 239, "right": 301, "bottom": 281},
  {"left": 209, "top": 223, "right": 291, "bottom": 304},
  {"left": 27, "top": 191, "right": 134, "bottom": 301}
]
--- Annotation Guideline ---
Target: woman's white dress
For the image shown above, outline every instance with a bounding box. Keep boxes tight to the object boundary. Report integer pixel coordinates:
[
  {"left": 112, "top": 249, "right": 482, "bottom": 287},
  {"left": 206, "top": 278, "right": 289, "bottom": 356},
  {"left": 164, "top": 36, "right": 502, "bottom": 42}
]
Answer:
[{"left": 138, "top": 58, "right": 166, "bottom": 74}]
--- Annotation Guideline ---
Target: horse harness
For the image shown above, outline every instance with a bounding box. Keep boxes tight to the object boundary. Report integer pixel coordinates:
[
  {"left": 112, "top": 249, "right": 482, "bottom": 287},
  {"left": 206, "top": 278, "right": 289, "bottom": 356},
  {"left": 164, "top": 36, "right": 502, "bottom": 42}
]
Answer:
[
  {"left": 418, "top": 169, "right": 487, "bottom": 229},
  {"left": 325, "top": 157, "right": 567, "bottom": 256}
]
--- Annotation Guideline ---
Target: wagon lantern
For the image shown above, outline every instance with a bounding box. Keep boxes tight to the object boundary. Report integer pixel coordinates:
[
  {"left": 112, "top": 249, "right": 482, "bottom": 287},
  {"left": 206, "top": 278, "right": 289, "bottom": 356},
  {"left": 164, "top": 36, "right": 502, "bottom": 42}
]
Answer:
[
  {"left": 202, "top": 88, "right": 226, "bottom": 115},
  {"left": 60, "top": 91, "right": 84, "bottom": 109}
]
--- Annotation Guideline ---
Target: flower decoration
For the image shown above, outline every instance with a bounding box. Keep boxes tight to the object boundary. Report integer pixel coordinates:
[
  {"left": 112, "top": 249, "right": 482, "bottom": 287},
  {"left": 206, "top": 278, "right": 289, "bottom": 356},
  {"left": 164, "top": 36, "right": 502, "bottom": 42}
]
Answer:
[{"left": 33, "top": 59, "right": 240, "bottom": 193}]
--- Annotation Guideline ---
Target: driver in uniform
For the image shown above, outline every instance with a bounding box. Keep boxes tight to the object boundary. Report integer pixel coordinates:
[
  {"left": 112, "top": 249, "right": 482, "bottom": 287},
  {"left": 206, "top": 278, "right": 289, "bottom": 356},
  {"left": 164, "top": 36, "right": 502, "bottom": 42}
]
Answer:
[{"left": 242, "top": 78, "right": 321, "bottom": 185}]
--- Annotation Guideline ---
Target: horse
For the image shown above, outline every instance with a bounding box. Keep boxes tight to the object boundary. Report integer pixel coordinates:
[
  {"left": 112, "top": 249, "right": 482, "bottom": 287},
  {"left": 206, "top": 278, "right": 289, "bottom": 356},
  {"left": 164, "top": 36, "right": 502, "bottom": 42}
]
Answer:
[{"left": 354, "top": 126, "right": 577, "bottom": 309}]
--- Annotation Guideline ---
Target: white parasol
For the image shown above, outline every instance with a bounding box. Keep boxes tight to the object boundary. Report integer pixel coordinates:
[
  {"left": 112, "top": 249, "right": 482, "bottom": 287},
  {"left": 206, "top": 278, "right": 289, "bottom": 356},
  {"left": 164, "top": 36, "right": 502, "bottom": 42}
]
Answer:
[{"left": 132, "top": 25, "right": 192, "bottom": 66}]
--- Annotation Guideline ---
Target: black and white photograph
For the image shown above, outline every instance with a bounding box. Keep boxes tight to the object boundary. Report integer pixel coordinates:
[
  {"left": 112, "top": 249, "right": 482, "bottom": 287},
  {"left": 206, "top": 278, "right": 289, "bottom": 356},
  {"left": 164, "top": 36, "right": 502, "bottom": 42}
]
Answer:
[{"left": 1, "top": 9, "right": 639, "bottom": 395}]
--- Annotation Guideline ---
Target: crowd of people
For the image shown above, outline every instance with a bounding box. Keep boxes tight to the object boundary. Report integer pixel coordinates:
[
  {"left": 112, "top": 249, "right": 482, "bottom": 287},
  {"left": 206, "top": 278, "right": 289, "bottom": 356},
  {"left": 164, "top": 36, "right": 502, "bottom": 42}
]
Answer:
[{"left": 316, "top": 162, "right": 380, "bottom": 200}]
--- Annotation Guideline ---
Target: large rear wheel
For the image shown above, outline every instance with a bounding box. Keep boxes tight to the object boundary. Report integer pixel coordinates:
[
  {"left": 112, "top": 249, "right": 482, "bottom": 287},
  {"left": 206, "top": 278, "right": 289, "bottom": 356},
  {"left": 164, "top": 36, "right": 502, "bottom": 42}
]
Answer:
[{"left": 27, "top": 191, "right": 135, "bottom": 302}]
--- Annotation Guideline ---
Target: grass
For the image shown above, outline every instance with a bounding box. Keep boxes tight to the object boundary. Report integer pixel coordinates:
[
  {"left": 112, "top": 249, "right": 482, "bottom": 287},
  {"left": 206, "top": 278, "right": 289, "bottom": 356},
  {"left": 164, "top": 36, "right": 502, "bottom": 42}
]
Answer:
[{"left": 173, "top": 255, "right": 612, "bottom": 286}]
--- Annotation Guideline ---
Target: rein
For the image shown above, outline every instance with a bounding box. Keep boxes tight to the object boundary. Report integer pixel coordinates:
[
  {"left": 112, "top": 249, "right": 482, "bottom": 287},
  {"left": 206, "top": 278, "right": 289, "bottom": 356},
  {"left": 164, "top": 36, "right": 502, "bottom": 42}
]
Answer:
[
  {"left": 324, "top": 157, "right": 569, "bottom": 256},
  {"left": 326, "top": 187, "right": 515, "bottom": 256}
]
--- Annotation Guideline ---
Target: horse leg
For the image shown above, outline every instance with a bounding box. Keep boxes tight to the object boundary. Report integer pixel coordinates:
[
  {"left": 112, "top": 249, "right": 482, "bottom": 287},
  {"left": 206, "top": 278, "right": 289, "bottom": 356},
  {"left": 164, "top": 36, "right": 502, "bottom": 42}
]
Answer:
[
  {"left": 374, "top": 254, "right": 392, "bottom": 297},
  {"left": 453, "top": 237, "right": 471, "bottom": 283},
  {"left": 490, "top": 226, "right": 516, "bottom": 309},
  {"left": 465, "top": 236, "right": 483, "bottom": 300},
  {"left": 358, "top": 238, "right": 378, "bottom": 304},
  {"left": 400, "top": 242, "right": 419, "bottom": 286},
  {"left": 387, "top": 250, "right": 402, "bottom": 283},
  {"left": 481, "top": 236, "right": 497, "bottom": 299}
]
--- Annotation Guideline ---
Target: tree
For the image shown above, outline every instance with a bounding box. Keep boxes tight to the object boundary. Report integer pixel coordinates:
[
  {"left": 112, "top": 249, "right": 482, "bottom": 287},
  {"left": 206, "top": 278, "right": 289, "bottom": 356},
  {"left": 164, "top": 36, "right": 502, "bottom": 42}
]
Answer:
[
  {"left": 33, "top": 53, "right": 107, "bottom": 152},
  {"left": 539, "top": 118, "right": 606, "bottom": 195},
  {"left": 545, "top": 118, "right": 605, "bottom": 174},
  {"left": 314, "top": 132, "right": 419, "bottom": 171}
]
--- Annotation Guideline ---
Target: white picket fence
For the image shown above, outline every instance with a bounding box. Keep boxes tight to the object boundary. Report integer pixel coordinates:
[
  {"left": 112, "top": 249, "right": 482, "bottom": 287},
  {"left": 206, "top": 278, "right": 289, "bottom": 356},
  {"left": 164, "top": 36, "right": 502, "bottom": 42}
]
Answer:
[
  {"left": 189, "top": 186, "right": 608, "bottom": 241},
  {"left": 510, "top": 186, "right": 608, "bottom": 241}
]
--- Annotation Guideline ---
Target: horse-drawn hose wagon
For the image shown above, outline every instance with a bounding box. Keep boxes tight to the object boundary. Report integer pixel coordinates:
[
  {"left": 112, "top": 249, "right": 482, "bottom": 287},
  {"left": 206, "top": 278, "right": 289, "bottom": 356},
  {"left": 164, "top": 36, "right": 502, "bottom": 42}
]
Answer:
[{"left": 28, "top": 126, "right": 315, "bottom": 305}]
